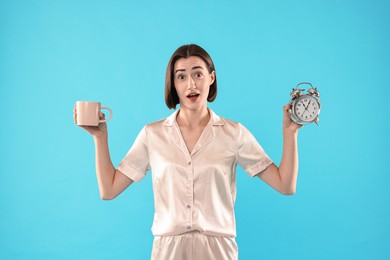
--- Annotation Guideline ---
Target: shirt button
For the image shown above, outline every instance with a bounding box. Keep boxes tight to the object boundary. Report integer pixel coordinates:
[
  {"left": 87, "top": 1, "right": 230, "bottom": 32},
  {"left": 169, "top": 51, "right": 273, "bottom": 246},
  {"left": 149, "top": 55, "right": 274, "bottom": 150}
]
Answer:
[
  {"left": 187, "top": 225, "right": 191, "bottom": 230},
  {"left": 186, "top": 205, "right": 191, "bottom": 209},
  {"left": 188, "top": 161, "right": 192, "bottom": 165}
]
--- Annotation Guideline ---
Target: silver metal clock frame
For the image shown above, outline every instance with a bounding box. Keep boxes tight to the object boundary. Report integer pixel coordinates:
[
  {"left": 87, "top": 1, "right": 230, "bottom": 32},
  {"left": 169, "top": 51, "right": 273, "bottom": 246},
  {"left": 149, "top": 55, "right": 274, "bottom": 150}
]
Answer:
[{"left": 288, "top": 82, "right": 321, "bottom": 126}]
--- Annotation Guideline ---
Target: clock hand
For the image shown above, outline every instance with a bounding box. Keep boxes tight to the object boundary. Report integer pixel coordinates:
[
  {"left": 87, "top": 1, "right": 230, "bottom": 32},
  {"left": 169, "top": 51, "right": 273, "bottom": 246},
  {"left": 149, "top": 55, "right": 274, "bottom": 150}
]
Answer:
[{"left": 307, "top": 100, "right": 311, "bottom": 110}]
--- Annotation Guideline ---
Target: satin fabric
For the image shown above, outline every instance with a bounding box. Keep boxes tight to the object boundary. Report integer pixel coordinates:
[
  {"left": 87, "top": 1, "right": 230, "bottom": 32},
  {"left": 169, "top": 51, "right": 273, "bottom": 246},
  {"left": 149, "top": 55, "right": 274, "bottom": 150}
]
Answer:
[
  {"left": 118, "top": 109, "right": 272, "bottom": 237},
  {"left": 151, "top": 231, "right": 238, "bottom": 260}
]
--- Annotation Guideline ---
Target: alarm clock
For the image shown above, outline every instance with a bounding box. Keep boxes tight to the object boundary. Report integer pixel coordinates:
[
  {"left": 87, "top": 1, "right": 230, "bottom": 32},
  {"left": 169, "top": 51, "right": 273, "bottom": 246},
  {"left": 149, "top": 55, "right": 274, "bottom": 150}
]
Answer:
[{"left": 288, "top": 82, "right": 321, "bottom": 125}]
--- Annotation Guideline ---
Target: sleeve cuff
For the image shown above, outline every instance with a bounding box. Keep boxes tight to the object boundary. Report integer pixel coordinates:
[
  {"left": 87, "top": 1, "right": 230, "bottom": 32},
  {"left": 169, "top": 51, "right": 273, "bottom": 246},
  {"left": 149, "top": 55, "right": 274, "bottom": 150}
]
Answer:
[
  {"left": 245, "top": 158, "right": 273, "bottom": 177},
  {"left": 117, "top": 163, "right": 146, "bottom": 183}
]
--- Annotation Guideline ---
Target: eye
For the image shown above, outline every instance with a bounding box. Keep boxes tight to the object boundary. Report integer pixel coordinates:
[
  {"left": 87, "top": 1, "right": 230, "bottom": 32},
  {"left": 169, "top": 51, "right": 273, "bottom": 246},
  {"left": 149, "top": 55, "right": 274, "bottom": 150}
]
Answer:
[
  {"left": 194, "top": 72, "right": 203, "bottom": 78},
  {"left": 177, "top": 74, "right": 185, "bottom": 80}
]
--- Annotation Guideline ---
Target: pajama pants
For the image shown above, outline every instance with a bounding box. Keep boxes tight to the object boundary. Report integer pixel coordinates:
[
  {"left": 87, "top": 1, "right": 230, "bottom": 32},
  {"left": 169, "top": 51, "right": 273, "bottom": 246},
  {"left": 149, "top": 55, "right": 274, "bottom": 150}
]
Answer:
[{"left": 151, "top": 231, "right": 238, "bottom": 260}]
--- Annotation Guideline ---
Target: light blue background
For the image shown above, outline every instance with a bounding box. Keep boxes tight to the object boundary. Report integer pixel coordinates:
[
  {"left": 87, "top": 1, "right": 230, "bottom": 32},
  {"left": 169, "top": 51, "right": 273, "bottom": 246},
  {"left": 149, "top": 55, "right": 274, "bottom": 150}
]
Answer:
[{"left": 1, "top": 0, "right": 389, "bottom": 259}]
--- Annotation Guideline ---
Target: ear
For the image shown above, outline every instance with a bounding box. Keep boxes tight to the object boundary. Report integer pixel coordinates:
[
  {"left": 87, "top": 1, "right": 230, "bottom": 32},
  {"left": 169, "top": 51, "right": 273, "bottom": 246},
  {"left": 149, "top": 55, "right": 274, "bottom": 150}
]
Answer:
[{"left": 209, "top": 70, "right": 215, "bottom": 85}]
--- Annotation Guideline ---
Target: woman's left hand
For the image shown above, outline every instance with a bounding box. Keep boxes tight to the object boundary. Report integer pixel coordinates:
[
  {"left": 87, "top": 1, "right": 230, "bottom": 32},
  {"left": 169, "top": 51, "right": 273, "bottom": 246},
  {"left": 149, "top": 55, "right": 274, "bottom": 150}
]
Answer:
[{"left": 282, "top": 104, "right": 302, "bottom": 135}]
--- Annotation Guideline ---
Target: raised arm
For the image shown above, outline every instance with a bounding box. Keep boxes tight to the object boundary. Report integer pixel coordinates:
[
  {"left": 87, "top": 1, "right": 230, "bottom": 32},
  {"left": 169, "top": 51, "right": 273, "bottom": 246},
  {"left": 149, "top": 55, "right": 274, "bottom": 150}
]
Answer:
[
  {"left": 74, "top": 108, "right": 133, "bottom": 200},
  {"left": 256, "top": 104, "right": 301, "bottom": 195},
  {"left": 93, "top": 133, "right": 133, "bottom": 200}
]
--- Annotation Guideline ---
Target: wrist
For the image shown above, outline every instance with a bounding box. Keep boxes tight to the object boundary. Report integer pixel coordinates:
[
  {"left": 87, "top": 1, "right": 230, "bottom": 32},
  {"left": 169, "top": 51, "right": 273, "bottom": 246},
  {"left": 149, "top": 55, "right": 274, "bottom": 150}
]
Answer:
[
  {"left": 283, "top": 130, "right": 298, "bottom": 140},
  {"left": 93, "top": 131, "right": 108, "bottom": 142}
]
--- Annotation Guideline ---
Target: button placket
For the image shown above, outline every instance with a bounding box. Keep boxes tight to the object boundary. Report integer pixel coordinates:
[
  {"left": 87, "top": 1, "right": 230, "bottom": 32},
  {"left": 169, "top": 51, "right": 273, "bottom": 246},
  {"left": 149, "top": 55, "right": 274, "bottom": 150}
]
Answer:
[{"left": 186, "top": 157, "right": 194, "bottom": 230}]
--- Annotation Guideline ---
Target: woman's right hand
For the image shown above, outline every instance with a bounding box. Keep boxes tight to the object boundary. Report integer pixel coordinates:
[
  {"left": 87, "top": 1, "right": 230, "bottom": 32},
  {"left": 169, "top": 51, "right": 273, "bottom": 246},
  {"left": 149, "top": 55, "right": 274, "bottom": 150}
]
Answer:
[{"left": 73, "top": 106, "right": 108, "bottom": 138}]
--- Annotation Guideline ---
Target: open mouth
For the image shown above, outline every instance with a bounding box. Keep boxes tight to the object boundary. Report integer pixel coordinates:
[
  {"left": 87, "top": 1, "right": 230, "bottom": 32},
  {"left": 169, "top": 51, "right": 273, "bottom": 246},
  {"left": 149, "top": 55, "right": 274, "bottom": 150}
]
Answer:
[{"left": 187, "top": 93, "right": 200, "bottom": 100}]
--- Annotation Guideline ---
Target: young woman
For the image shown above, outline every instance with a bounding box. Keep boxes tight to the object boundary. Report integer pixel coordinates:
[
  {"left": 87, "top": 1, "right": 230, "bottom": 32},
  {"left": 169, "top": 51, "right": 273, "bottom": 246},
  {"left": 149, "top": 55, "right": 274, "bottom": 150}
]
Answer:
[{"left": 74, "top": 44, "right": 301, "bottom": 260}]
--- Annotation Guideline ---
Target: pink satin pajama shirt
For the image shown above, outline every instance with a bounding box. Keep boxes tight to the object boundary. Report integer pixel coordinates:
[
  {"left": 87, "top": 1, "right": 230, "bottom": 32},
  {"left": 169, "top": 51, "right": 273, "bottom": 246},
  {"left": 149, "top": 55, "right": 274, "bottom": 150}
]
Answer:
[{"left": 118, "top": 109, "right": 272, "bottom": 258}]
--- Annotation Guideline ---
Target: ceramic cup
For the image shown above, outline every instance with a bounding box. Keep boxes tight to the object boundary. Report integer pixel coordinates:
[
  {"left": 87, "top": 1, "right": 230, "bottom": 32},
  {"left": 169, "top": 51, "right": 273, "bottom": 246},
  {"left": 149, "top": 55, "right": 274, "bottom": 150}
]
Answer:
[{"left": 75, "top": 101, "right": 112, "bottom": 126}]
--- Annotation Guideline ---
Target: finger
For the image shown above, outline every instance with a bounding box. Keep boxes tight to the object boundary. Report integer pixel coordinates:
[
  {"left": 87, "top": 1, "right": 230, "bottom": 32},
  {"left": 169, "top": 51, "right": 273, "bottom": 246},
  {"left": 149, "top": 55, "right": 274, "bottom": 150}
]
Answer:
[
  {"left": 283, "top": 104, "right": 291, "bottom": 112},
  {"left": 283, "top": 106, "right": 292, "bottom": 119},
  {"left": 99, "top": 112, "right": 105, "bottom": 119},
  {"left": 293, "top": 122, "right": 303, "bottom": 129}
]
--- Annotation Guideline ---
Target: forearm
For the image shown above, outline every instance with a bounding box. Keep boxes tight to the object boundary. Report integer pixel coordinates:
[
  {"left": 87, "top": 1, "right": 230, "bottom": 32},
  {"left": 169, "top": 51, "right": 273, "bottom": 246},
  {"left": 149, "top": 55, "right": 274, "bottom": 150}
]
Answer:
[
  {"left": 278, "top": 132, "right": 299, "bottom": 194},
  {"left": 93, "top": 133, "right": 116, "bottom": 198},
  {"left": 257, "top": 105, "right": 301, "bottom": 195}
]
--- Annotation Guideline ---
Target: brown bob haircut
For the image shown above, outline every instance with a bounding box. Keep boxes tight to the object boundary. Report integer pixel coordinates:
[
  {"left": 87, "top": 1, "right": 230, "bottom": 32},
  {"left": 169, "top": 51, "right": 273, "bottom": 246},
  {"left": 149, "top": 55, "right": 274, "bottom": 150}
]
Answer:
[{"left": 165, "top": 44, "right": 218, "bottom": 109}]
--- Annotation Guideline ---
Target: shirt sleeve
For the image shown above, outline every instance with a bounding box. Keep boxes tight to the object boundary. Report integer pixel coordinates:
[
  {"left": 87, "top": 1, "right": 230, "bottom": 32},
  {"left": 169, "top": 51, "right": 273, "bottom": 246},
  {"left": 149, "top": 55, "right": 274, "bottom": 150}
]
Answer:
[
  {"left": 236, "top": 123, "right": 273, "bottom": 177},
  {"left": 117, "top": 126, "right": 150, "bottom": 182}
]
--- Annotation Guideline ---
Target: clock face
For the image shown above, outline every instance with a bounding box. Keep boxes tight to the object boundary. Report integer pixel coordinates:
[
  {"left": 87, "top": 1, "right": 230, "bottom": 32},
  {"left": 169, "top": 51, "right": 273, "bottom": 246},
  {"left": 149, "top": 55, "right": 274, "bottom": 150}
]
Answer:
[{"left": 294, "top": 96, "right": 319, "bottom": 122}]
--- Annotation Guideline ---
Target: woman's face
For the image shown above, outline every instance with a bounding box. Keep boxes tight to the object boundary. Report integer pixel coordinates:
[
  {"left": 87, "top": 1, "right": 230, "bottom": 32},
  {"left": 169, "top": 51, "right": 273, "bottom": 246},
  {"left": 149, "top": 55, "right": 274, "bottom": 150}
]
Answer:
[{"left": 173, "top": 56, "right": 215, "bottom": 111}]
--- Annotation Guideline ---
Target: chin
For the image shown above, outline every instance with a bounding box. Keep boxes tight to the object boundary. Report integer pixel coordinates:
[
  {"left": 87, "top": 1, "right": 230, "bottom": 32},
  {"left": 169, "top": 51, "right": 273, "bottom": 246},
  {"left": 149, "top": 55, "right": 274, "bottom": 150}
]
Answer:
[{"left": 181, "top": 103, "right": 204, "bottom": 111}]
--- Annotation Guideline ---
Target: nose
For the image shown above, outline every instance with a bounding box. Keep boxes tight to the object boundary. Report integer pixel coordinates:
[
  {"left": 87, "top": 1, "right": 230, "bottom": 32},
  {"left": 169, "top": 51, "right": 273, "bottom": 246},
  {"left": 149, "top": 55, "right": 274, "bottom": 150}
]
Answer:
[{"left": 187, "top": 76, "right": 196, "bottom": 90}]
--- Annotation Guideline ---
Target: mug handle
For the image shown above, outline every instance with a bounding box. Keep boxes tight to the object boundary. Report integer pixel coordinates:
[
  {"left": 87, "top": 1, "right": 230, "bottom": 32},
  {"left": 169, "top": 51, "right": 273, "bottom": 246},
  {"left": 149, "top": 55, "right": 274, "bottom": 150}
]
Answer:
[{"left": 100, "top": 106, "right": 113, "bottom": 123}]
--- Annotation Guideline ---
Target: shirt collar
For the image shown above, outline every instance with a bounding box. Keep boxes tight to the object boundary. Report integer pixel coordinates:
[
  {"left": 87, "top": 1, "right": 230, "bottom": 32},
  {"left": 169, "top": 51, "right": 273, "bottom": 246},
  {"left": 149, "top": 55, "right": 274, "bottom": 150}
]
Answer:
[{"left": 163, "top": 108, "right": 224, "bottom": 127}]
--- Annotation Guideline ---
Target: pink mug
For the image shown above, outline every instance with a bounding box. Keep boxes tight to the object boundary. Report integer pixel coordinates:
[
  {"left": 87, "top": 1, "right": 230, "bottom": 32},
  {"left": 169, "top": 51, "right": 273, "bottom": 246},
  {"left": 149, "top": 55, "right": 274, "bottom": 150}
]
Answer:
[{"left": 75, "top": 101, "right": 112, "bottom": 126}]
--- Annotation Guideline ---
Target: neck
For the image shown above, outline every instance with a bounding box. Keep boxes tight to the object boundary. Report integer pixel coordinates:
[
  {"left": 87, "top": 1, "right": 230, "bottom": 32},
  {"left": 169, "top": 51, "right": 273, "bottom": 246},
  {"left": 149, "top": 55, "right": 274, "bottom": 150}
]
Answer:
[{"left": 177, "top": 106, "right": 210, "bottom": 128}]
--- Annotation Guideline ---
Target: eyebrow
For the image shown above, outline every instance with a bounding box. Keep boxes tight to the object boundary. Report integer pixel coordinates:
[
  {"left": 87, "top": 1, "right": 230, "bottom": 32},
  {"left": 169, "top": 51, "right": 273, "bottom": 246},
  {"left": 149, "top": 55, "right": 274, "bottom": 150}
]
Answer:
[{"left": 175, "top": 66, "right": 204, "bottom": 74}]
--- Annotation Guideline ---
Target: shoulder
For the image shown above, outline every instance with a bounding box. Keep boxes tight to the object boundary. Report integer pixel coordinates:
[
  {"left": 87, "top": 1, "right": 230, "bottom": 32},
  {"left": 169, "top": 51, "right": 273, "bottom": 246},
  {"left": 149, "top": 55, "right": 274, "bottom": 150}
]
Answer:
[
  {"left": 217, "top": 115, "right": 255, "bottom": 142},
  {"left": 221, "top": 117, "right": 241, "bottom": 128},
  {"left": 210, "top": 109, "right": 241, "bottom": 128},
  {"left": 146, "top": 110, "right": 178, "bottom": 129},
  {"left": 144, "top": 111, "right": 176, "bottom": 132},
  {"left": 146, "top": 118, "right": 166, "bottom": 128},
  {"left": 215, "top": 115, "right": 245, "bottom": 137},
  {"left": 211, "top": 109, "right": 242, "bottom": 129}
]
